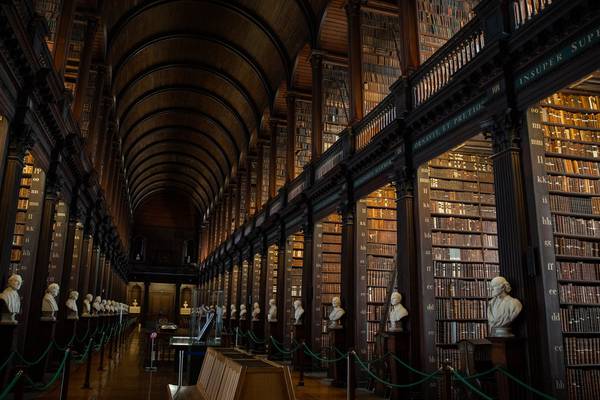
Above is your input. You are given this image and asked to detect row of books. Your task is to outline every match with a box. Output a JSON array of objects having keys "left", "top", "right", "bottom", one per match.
[
  {"left": 367, "top": 219, "right": 397, "bottom": 230},
  {"left": 565, "top": 337, "right": 600, "bottom": 365},
  {"left": 436, "top": 321, "right": 488, "bottom": 344},
  {"left": 367, "top": 286, "right": 387, "bottom": 303},
  {"left": 555, "top": 238, "right": 600, "bottom": 258},
  {"left": 432, "top": 232, "right": 498, "bottom": 248},
  {"left": 545, "top": 157, "right": 600, "bottom": 176},
  {"left": 567, "top": 369, "right": 600, "bottom": 400},
  {"left": 434, "top": 261, "right": 500, "bottom": 279},
  {"left": 275, "top": 126, "right": 287, "bottom": 192},
  {"left": 367, "top": 243, "right": 396, "bottom": 257},
  {"left": 433, "top": 247, "right": 499, "bottom": 263},
  {"left": 261, "top": 143, "right": 270, "bottom": 207},
  {"left": 367, "top": 270, "right": 392, "bottom": 287},
  {"left": 322, "top": 63, "right": 348, "bottom": 152},
  {"left": 432, "top": 217, "right": 497, "bottom": 232},
  {"left": 436, "top": 299, "right": 487, "bottom": 320},
  {"left": 545, "top": 93, "right": 600, "bottom": 110},
  {"left": 550, "top": 195, "right": 600, "bottom": 216},
  {"left": 558, "top": 262, "right": 600, "bottom": 281},
  {"left": 560, "top": 284, "right": 600, "bottom": 304},
  {"left": 547, "top": 176, "right": 600, "bottom": 194},
  {"left": 545, "top": 140, "right": 600, "bottom": 160},
  {"left": 542, "top": 109, "right": 600, "bottom": 128},
  {"left": 543, "top": 125, "right": 600, "bottom": 144},
  {"left": 367, "top": 255, "right": 395, "bottom": 270},
  {"left": 428, "top": 156, "right": 494, "bottom": 172},
  {"left": 435, "top": 279, "right": 489, "bottom": 298},
  {"left": 320, "top": 263, "right": 341, "bottom": 274},
  {"left": 322, "top": 253, "right": 341, "bottom": 263},
  {"left": 429, "top": 168, "right": 494, "bottom": 183},
  {"left": 553, "top": 214, "right": 600, "bottom": 237},
  {"left": 431, "top": 189, "right": 495, "bottom": 205},
  {"left": 561, "top": 307, "right": 600, "bottom": 333},
  {"left": 367, "top": 230, "right": 395, "bottom": 243},
  {"left": 367, "top": 208, "right": 396, "bottom": 219},
  {"left": 431, "top": 201, "right": 489, "bottom": 216},
  {"left": 430, "top": 178, "right": 495, "bottom": 194}
]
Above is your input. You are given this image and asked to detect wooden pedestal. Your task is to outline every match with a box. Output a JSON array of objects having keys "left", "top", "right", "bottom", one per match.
[
  {"left": 385, "top": 330, "right": 410, "bottom": 400},
  {"left": 489, "top": 336, "right": 528, "bottom": 400},
  {"left": 76, "top": 316, "right": 92, "bottom": 353},
  {"left": 0, "top": 323, "right": 17, "bottom": 388},
  {"left": 329, "top": 327, "right": 346, "bottom": 388},
  {"left": 251, "top": 319, "right": 265, "bottom": 353}
]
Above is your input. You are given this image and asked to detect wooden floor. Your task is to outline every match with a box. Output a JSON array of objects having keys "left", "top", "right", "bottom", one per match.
[{"left": 32, "top": 327, "right": 382, "bottom": 400}]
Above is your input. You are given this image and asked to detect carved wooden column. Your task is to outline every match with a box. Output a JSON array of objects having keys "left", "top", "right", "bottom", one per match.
[
  {"left": 72, "top": 18, "right": 98, "bottom": 121},
  {"left": 300, "top": 210, "right": 314, "bottom": 348},
  {"left": 268, "top": 121, "right": 278, "bottom": 198},
  {"left": 286, "top": 94, "right": 296, "bottom": 182},
  {"left": 310, "top": 51, "right": 324, "bottom": 158},
  {"left": 273, "top": 224, "right": 287, "bottom": 351},
  {"left": 52, "top": 0, "right": 77, "bottom": 77},
  {"left": 345, "top": 0, "right": 364, "bottom": 122},
  {"left": 245, "top": 253, "right": 254, "bottom": 308},
  {"left": 77, "top": 227, "right": 93, "bottom": 297},
  {"left": 89, "top": 234, "right": 101, "bottom": 296},
  {"left": 397, "top": 0, "right": 420, "bottom": 74}
]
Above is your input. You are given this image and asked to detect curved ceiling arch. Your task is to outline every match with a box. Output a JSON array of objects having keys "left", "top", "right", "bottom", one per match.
[
  {"left": 135, "top": 187, "right": 203, "bottom": 214},
  {"left": 133, "top": 183, "right": 205, "bottom": 213},
  {"left": 130, "top": 171, "right": 211, "bottom": 206},
  {"left": 124, "top": 126, "right": 232, "bottom": 178},
  {"left": 129, "top": 163, "right": 217, "bottom": 200},
  {"left": 112, "top": 33, "right": 274, "bottom": 101},
  {"left": 122, "top": 108, "right": 239, "bottom": 163},
  {"left": 118, "top": 85, "right": 250, "bottom": 143},
  {"left": 131, "top": 175, "right": 208, "bottom": 209}
]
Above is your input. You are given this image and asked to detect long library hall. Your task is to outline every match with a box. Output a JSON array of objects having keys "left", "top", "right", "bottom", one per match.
[{"left": 0, "top": 0, "right": 599, "bottom": 399}]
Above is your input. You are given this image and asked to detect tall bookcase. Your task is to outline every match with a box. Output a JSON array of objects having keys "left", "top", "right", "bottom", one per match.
[
  {"left": 360, "top": 9, "right": 401, "bottom": 114},
  {"left": 313, "top": 213, "right": 342, "bottom": 355},
  {"left": 266, "top": 245, "right": 279, "bottom": 306},
  {"left": 252, "top": 254, "right": 261, "bottom": 307},
  {"left": 261, "top": 143, "right": 270, "bottom": 206},
  {"left": 239, "top": 173, "right": 248, "bottom": 225},
  {"left": 48, "top": 201, "right": 68, "bottom": 284},
  {"left": 276, "top": 126, "right": 287, "bottom": 192},
  {"left": 69, "top": 223, "right": 84, "bottom": 288},
  {"left": 284, "top": 233, "right": 304, "bottom": 343},
  {"left": 356, "top": 185, "right": 397, "bottom": 360},
  {"left": 416, "top": 0, "right": 478, "bottom": 62},
  {"left": 418, "top": 137, "right": 498, "bottom": 370},
  {"left": 322, "top": 63, "right": 350, "bottom": 151},
  {"left": 223, "top": 269, "right": 230, "bottom": 316},
  {"left": 241, "top": 260, "right": 249, "bottom": 308},
  {"left": 64, "top": 19, "right": 86, "bottom": 95},
  {"left": 249, "top": 159, "right": 258, "bottom": 216},
  {"left": 295, "top": 100, "right": 312, "bottom": 178},
  {"left": 11, "top": 153, "right": 35, "bottom": 271},
  {"left": 34, "top": 0, "right": 62, "bottom": 53},
  {"left": 526, "top": 89, "right": 600, "bottom": 400},
  {"left": 231, "top": 264, "right": 239, "bottom": 309},
  {"left": 80, "top": 69, "right": 97, "bottom": 139}
]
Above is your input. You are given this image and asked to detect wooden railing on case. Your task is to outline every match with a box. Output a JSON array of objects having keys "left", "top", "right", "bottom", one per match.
[
  {"left": 512, "top": 0, "right": 555, "bottom": 30},
  {"left": 412, "top": 17, "right": 485, "bottom": 108},
  {"left": 315, "top": 136, "right": 345, "bottom": 181},
  {"left": 287, "top": 173, "right": 306, "bottom": 202},
  {"left": 354, "top": 93, "right": 397, "bottom": 151}
]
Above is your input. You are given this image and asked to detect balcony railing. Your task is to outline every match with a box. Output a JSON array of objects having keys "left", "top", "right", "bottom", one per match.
[
  {"left": 512, "top": 0, "right": 555, "bottom": 30},
  {"left": 354, "top": 93, "right": 397, "bottom": 151},
  {"left": 315, "top": 135, "right": 345, "bottom": 181}
]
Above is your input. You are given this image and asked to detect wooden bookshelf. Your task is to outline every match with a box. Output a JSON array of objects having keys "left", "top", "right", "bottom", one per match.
[
  {"left": 223, "top": 269, "right": 230, "bottom": 316},
  {"left": 252, "top": 253, "right": 261, "bottom": 306},
  {"left": 416, "top": 0, "right": 477, "bottom": 62},
  {"left": 231, "top": 264, "right": 239, "bottom": 309},
  {"left": 313, "top": 213, "right": 342, "bottom": 356},
  {"left": 47, "top": 201, "right": 69, "bottom": 284},
  {"left": 418, "top": 138, "right": 498, "bottom": 370},
  {"left": 360, "top": 9, "right": 401, "bottom": 114},
  {"left": 295, "top": 100, "right": 312, "bottom": 178},
  {"left": 64, "top": 19, "right": 86, "bottom": 94},
  {"left": 356, "top": 185, "right": 397, "bottom": 360},
  {"left": 34, "top": 0, "right": 62, "bottom": 53},
  {"left": 322, "top": 62, "right": 349, "bottom": 151},
  {"left": 276, "top": 126, "right": 287, "bottom": 192},
  {"left": 266, "top": 245, "right": 279, "bottom": 306},
  {"left": 241, "top": 260, "right": 249, "bottom": 308},
  {"left": 249, "top": 158, "right": 258, "bottom": 216},
  {"left": 528, "top": 90, "right": 600, "bottom": 400},
  {"left": 285, "top": 233, "right": 304, "bottom": 343},
  {"left": 10, "top": 153, "right": 34, "bottom": 270},
  {"left": 261, "top": 143, "right": 271, "bottom": 206}
]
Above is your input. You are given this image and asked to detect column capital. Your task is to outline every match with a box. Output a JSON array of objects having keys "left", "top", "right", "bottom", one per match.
[{"left": 481, "top": 108, "right": 523, "bottom": 154}]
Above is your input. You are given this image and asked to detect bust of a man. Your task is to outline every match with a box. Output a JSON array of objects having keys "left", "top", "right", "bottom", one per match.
[
  {"left": 0, "top": 274, "right": 23, "bottom": 324},
  {"left": 183, "top": 301, "right": 189, "bottom": 309},
  {"left": 239, "top": 304, "right": 247, "bottom": 320},
  {"left": 328, "top": 297, "right": 345, "bottom": 329},
  {"left": 132, "top": 299, "right": 138, "bottom": 307},
  {"left": 293, "top": 300, "right": 304, "bottom": 325},
  {"left": 66, "top": 290, "right": 79, "bottom": 320},
  {"left": 82, "top": 294, "right": 93, "bottom": 317},
  {"left": 487, "top": 276, "right": 523, "bottom": 337},
  {"left": 93, "top": 296, "right": 102, "bottom": 315},
  {"left": 230, "top": 304, "right": 237, "bottom": 320},
  {"left": 388, "top": 291, "right": 408, "bottom": 332},
  {"left": 251, "top": 302, "right": 260, "bottom": 321},
  {"left": 100, "top": 299, "right": 107, "bottom": 313},
  {"left": 267, "top": 299, "right": 277, "bottom": 322},
  {"left": 41, "top": 283, "right": 60, "bottom": 321}
]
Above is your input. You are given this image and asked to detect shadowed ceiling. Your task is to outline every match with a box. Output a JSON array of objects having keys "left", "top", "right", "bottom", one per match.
[{"left": 106, "top": 0, "right": 329, "bottom": 214}]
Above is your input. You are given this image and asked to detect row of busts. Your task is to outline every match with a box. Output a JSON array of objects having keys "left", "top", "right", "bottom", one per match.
[{"left": 0, "top": 273, "right": 129, "bottom": 325}]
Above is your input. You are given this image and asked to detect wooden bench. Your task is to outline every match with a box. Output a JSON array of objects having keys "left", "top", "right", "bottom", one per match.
[{"left": 167, "top": 347, "right": 295, "bottom": 400}]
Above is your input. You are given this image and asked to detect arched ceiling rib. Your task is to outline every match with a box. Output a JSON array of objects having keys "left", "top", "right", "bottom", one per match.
[{"left": 107, "top": 0, "right": 329, "bottom": 214}]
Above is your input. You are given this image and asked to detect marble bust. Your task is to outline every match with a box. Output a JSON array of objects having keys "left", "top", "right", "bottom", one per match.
[
  {"left": 267, "top": 299, "right": 277, "bottom": 322},
  {"left": 388, "top": 291, "right": 408, "bottom": 332},
  {"left": 0, "top": 274, "right": 23, "bottom": 324},
  {"left": 230, "top": 304, "right": 237, "bottom": 320},
  {"left": 106, "top": 300, "right": 113, "bottom": 313},
  {"left": 132, "top": 299, "right": 138, "bottom": 307},
  {"left": 183, "top": 301, "right": 189, "bottom": 308},
  {"left": 82, "top": 294, "right": 93, "bottom": 317},
  {"left": 66, "top": 290, "right": 79, "bottom": 320},
  {"left": 93, "top": 296, "right": 102, "bottom": 315},
  {"left": 100, "top": 299, "right": 107, "bottom": 313},
  {"left": 41, "top": 283, "right": 60, "bottom": 321},
  {"left": 251, "top": 302, "right": 260, "bottom": 321},
  {"left": 328, "top": 297, "right": 345, "bottom": 329},
  {"left": 487, "top": 276, "right": 523, "bottom": 337},
  {"left": 293, "top": 300, "right": 304, "bottom": 325},
  {"left": 239, "top": 304, "right": 247, "bottom": 320}
]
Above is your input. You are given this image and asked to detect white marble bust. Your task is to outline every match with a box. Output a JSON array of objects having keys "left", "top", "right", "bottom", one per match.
[
  {"left": 388, "top": 291, "right": 408, "bottom": 332},
  {"left": 267, "top": 299, "right": 277, "bottom": 322},
  {"left": 230, "top": 304, "right": 237, "bottom": 320},
  {"left": 239, "top": 304, "right": 247, "bottom": 320},
  {"left": 328, "top": 297, "right": 345, "bottom": 329},
  {"left": 41, "top": 283, "right": 60, "bottom": 321},
  {"left": 251, "top": 302, "right": 260, "bottom": 321},
  {"left": 82, "top": 294, "right": 93, "bottom": 317},
  {"left": 222, "top": 306, "right": 227, "bottom": 319},
  {"left": 132, "top": 299, "right": 138, "bottom": 307},
  {"left": 0, "top": 274, "right": 23, "bottom": 324},
  {"left": 487, "top": 276, "right": 523, "bottom": 337},
  {"left": 183, "top": 301, "right": 189, "bottom": 308},
  {"left": 93, "top": 296, "right": 102, "bottom": 315},
  {"left": 66, "top": 290, "right": 79, "bottom": 320},
  {"left": 293, "top": 300, "right": 304, "bottom": 325},
  {"left": 100, "top": 299, "right": 107, "bottom": 313}
]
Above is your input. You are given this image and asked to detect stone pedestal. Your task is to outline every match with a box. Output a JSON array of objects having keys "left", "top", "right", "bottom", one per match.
[
  {"left": 76, "top": 316, "right": 92, "bottom": 353},
  {"left": 0, "top": 323, "right": 18, "bottom": 388},
  {"left": 489, "top": 336, "right": 527, "bottom": 400},
  {"left": 385, "top": 330, "right": 411, "bottom": 400},
  {"left": 328, "top": 327, "right": 345, "bottom": 387},
  {"left": 28, "top": 320, "right": 56, "bottom": 381}
]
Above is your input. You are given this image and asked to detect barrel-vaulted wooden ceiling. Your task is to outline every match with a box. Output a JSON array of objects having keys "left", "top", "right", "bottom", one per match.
[{"left": 105, "top": 0, "right": 331, "bottom": 214}]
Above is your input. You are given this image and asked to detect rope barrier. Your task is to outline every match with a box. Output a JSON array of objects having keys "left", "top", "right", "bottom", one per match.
[
  {"left": 0, "top": 352, "right": 14, "bottom": 374},
  {"left": 0, "top": 370, "right": 23, "bottom": 400},
  {"left": 452, "top": 369, "right": 494, "bottom": 400},
  {"left": 302, "top": 343, "right": 347, "bottom": 363},
  {"left": 13, "top": 341, "right": 53, "bottom": 367},
  {"left": 497, "top": 367, "right": 557, "bottom": 400},
  {"left": 23, "top": 349, "right": 70, "bottom": 392},
  {"left": 352, "top": 352, "right": 441, "bottom": 388},
  {"left": 269, "top": 337, "right": 302, "bottom": 355}
]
